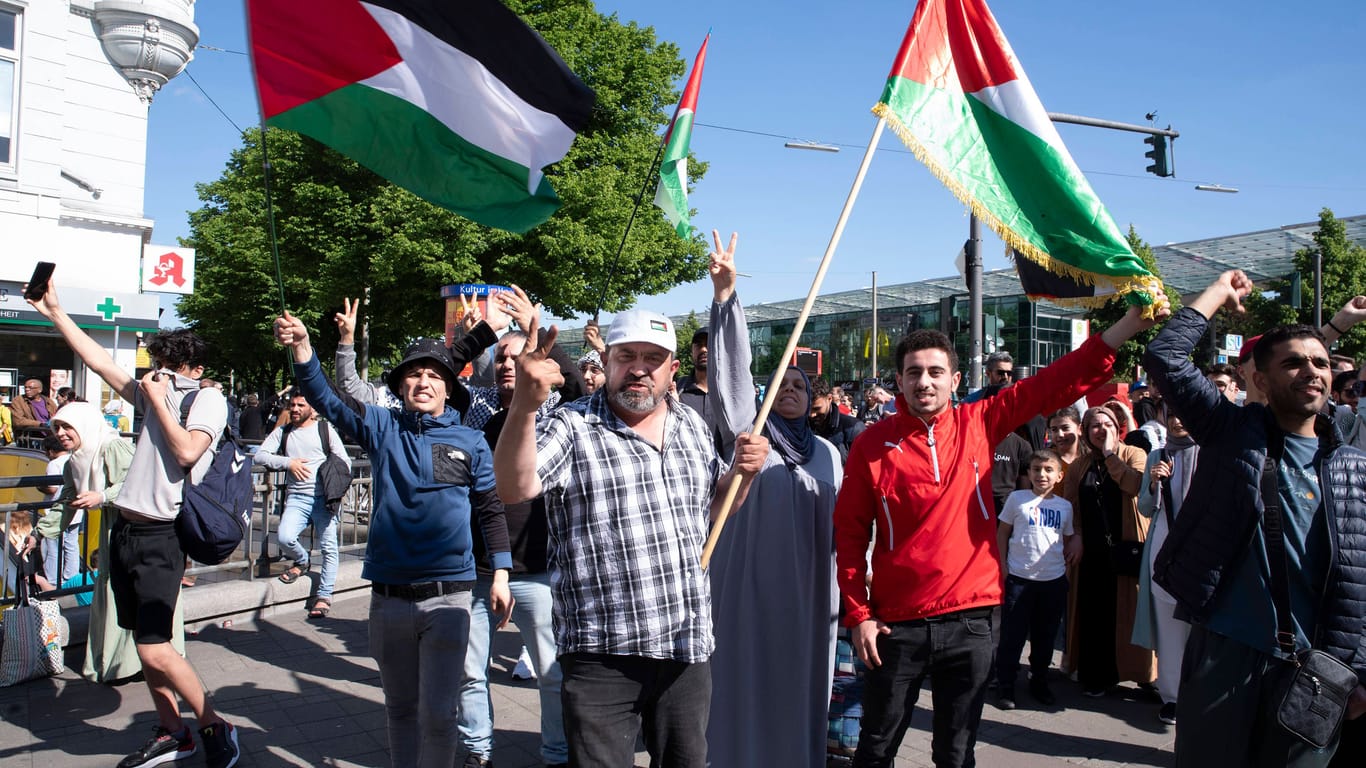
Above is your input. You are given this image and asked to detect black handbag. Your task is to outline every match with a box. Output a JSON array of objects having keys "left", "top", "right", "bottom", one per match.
[
  {"left": 1091, "top": 459, "right": 1143, "bottom": 577},
  {"left": 1260, "top": 434, "right": 1356, "bottom": 750}
]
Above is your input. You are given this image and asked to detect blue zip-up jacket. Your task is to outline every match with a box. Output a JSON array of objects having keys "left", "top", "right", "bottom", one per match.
[{"left": 294, "top": 352, "right": 512, "bottom": 584}]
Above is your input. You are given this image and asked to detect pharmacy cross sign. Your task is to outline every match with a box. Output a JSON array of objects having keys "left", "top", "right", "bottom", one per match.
[{"left": 96, "top": 297, "right": 122, "bottom": 321}]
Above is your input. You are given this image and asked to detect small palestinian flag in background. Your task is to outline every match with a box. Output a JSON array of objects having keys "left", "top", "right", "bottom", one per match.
[
  {"left": 654, "top": 34, "right": 710, "bottom": 238},
  {"left": 248, "top": 0, "right": 596, "bottom": 234},
  {"left": 873, "top": 0, "right": 1159, "bottom": 308}
]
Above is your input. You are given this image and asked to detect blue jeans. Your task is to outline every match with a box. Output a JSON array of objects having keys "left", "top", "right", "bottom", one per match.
[
  {"left": 995, "top": 574, "right": 1068, "bottom": 687},
  {"left": 369, "top": 588, "right": 472, "bottom": 768},
  {"left": 277, "top": 493, "right": 338, "bottom": 600},
  {"left": 854, "top": 608, "right": 995, "bottom": 768},
  {"left": 43, "top": 523, "right": 81, "bottom": 585},
  {"left": 458, "top": 572, "right": 567, "bottom": 763}
]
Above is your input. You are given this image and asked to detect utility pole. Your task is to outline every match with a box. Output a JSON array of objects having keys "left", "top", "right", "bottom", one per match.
[
  {"left": 871, "top": 271, "right": 879, "bottom": 379},
  {"left": 967, "top": 215, "right": 983, "bottom": 390}
]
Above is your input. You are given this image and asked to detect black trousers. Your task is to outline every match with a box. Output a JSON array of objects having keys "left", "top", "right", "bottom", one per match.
[
  {"left": 560, "top": 653, "right": 710, "bottom": 768},
  {"left": 853, "top": 608, "right": 994, "bottom": 768}
]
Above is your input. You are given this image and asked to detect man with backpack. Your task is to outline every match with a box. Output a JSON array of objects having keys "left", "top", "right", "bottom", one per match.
[
  {"left": 253, "top": 390, "right": 353, "bottom": 619},
  {"left": 26, "top": 278, "right": 240, "bottom": 768}
]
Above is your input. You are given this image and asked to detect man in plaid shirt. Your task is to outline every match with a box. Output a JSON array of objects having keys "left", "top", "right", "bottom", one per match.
[{"left": 494, "top": 309, "right": 769, "bottom": 768}]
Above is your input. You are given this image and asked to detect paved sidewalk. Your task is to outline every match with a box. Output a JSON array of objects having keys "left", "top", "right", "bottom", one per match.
[{"left": 0, "top": 592, "right": 1174, "bottom": 767}]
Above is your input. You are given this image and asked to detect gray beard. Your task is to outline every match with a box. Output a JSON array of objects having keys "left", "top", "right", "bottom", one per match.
[{"left": 610, "top": 387, "right": 660, "bottom": 414}]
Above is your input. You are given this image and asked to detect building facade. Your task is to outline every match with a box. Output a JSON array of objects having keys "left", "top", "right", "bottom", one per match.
[{"left": 0, "top": 0, "right": 194, "bottom": 411}]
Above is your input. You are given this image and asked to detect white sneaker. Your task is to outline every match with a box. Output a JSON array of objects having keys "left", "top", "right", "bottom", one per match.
[{"left": 511, "top": 646, "right": 536, "bottom": 680}]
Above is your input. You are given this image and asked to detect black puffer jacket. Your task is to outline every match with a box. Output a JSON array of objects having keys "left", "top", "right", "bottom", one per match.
[
  {"left": 810, "top": 406, "right": 864, "bottom": 462},
  {"left": 1144, "top": 308, "right": 1366, "bottom": 679}
]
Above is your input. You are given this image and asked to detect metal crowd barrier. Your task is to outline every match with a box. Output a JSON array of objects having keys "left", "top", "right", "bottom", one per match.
[{"left": 0, "top": 461, "right": 374, "bottom": 607}]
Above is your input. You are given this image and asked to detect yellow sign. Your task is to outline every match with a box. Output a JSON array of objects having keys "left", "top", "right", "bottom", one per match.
[{"left": 136, "top": 346, "right": 151, "bottom": 369}]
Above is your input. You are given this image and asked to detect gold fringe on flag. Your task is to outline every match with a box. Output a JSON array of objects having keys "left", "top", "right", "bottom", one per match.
[{"left": 871, "top": 102, "right": 1164, "bottom": 316}]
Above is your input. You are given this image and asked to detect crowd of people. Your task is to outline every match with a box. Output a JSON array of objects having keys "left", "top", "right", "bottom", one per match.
[{"left": 7, "top": 252, "right": 1366, "bottom": 768}]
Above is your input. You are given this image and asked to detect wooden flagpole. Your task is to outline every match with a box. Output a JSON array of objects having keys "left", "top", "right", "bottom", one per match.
[{"left": 701, "top": 115, "right": 888, "bottom": 569}]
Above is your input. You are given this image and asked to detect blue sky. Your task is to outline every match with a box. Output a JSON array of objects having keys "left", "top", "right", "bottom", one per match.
[{"left": 145, "top": 0, "right": 1366, "bottom": 326}]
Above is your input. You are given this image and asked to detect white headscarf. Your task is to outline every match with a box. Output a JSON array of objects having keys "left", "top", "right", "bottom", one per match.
[{"left": 52, "top": 402, "right": 121, "bottom": 494}]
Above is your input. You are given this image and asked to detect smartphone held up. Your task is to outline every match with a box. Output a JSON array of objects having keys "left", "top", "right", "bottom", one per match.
[{"left": 23, "top": 261, "right": 56, "bottom": 301}]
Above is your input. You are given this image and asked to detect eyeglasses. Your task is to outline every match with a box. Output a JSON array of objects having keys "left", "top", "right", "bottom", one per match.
[{"left": 992, "top": 369, "right": 1013, "bottom": 379}]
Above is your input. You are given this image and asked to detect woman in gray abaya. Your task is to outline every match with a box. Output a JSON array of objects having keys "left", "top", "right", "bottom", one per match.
[{"left": 704, "top": 230, "right": 841, "bottom": 768}]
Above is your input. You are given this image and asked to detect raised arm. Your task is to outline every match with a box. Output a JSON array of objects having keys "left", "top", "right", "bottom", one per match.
[
  {"left": 493, "top": 315, "right": 561, "bottom": 503},
  {"left": 334, "top": 297, "right": 377, "bottom": 405},
  {"left": 275, "top": 312, "right": 370, "bottom": 441},
  {"left": 705, "top": 230, "right": 757, "bottom": 448},
  {"left": 25, "top": 279, "right": 135, "bottom": 401}
]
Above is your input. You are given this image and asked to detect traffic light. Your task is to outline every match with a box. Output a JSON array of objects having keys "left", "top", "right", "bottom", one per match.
[{"left": 1144, "top": 134, "right": 1171, "bottom": 177}]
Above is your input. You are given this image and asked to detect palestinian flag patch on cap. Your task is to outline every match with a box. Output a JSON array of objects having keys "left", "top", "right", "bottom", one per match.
[{"left": 650, "top": 320, "right": 668, "bottom": 332}]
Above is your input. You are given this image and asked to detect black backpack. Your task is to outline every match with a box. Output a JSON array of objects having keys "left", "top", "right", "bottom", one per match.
[
  {"left": 175, "top": 390, "right": 254, "bottom": 565},
  {"left": 278, "top": 420, "right": 352, "bottom": 511}
]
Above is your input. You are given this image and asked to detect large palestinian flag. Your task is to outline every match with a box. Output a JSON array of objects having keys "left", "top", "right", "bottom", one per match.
[
  {"left": 873, "top": 0, "right": 1158, "bottom": 307},
  {"left": 248, "top": 0, "right": 596, "bottom": 234}
]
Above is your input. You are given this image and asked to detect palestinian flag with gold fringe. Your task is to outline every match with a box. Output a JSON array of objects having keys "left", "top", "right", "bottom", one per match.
[{"left": 873, "top": 0, "right": 1158, "bottom": 307}]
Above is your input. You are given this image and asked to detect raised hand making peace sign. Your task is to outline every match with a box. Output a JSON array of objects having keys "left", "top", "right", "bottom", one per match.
[
  {"left": 709, "top": 229, "right": 739, "bottom": 304},
  {"left": 510, "top": 314, "right": 564, "bottom": 413}
]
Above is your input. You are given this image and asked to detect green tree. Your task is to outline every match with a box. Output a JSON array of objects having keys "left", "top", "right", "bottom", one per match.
[
  {"left": 178, "top": 0, "right": 710, "bottom": 386},
  {"left": 1227, "top": 208, "right": 1366, "bottom": 361},
  {"left": 1083, "top": 225, "right": 1183, "bottom": 379}
]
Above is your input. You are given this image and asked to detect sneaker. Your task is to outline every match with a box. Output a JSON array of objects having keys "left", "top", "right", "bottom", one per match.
[
  {"left": 512, "top": 646, "right": 536, "bottom": 680},
  {"left": 117, "top": 725, "right": 196, "bottom": 768},
  {"left": 997, "top": 685, "right": 1017, "bottom": 711},
  {"left": 463, "top": 755, "right": 493, "bottom": 768},
  {"left": 198, "top": 722, "right": 239, "bottom": 768},
  {"left": 1029, "top": 677, "right": 1057, "bottom": 706},
  {"left": 1159, "top": 702, "right": 1177, "bottom": 725},
  {"left": 1082, "top": 686, "right": 1107, "bottom": 698}
]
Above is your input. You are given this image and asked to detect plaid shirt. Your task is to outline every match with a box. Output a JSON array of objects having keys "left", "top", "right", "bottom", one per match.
[
  {"left": 465, "top": 385, "right": 559, "bottom": 430},
  {"left": 536, "top": 390, "right": 725, "bottom": 662}
]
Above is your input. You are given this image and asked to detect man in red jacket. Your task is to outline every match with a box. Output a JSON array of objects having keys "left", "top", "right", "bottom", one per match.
[{"left": 835, "top": 298, "right": 1167, "bottom": 768}]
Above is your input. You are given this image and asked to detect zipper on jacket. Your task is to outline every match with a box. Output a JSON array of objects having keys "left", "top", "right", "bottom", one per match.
[
  {"left": 920, "top": 418, "right": 941, "bottom": 483},
  {"left": 1311, "top": 459, "right": 1339, "bottom": 647},
  {"left": 971, "top": 459, "right": 991, "bottom": 520},
  {"left": 881, "top": 496, "right": 896, "bottom": 551}
]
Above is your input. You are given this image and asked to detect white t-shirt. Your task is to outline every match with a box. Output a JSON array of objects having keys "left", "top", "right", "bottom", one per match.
[
  {"left": 998, "top": 489, "right": 1073, "bottom": 581},
  {"left": 118, "top": 375, "right": 227, "bottom": 521}
]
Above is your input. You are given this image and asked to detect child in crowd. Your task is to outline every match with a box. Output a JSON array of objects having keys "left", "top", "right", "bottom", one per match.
[{"left": 995, "top": 449, "right": 1078, "bottom": 709}]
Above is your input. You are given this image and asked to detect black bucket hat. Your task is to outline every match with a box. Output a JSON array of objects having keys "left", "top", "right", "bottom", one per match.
[{"left": 388, "top": 338, "right": 470, "bottom": 415}]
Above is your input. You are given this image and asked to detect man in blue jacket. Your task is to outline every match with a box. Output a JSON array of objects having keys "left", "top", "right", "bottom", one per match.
[
  {"left": 274, "top": 311, "right": 512, "bottom": 768},
  {"left": 1144, "top": 271, "right": 1366, "bottom": 765}
]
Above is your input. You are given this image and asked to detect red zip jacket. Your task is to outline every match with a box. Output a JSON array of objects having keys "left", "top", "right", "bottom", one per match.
[{"left": 834, "top": 334, "right": 1118, "bottom": 626}]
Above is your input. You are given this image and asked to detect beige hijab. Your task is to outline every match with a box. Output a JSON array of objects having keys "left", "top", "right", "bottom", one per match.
[{"left": 52, "top": 402, "right": 121, "bottom": 495}]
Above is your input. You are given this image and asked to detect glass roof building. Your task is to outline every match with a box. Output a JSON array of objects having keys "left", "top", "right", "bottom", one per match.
[{"left": 561, "top": 214, "right": 1366, "bottom": 386}]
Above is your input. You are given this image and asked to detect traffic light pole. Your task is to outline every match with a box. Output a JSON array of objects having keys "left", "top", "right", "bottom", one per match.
[{"left": 1046, "top": 112, "right": 1180, "bottom": 138}]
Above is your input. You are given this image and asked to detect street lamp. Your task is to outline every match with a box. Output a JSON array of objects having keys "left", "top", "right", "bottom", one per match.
[
  {"left": 1194, "top": 184, "right": 1239, "bottom": 193},
  {"left": 783, "top": 141, "right": 840, "bottom": 153}
]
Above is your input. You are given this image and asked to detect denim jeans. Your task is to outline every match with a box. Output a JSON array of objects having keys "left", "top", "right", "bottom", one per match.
[
  {"left": 42, "top": 523, "right": 82, "bottom": 585},
  {"left": 458, "top": 572, "right": 566, "bottom": 763},
  {"left": 995, "top": 574, "right": 1068, "bottom": 688},
  {"left": 369, "top": 588, "right": 472, "bottom": 768},
  {"left": 853, "top": 608, "right": 995, "bottom": 768},
  {"left": 277, "top": 493, "right": 339, "bottom": 600},
  {"left": 560, "top": 653, "right": 711, "bottom": 768}
]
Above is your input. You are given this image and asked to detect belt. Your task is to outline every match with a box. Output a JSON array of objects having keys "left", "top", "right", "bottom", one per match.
[
  {"left": 901, "top": 606, "right": 995, "bottom": 626},
  {"left": 371, "top": 580, "right": 474, "bottom": 602}
]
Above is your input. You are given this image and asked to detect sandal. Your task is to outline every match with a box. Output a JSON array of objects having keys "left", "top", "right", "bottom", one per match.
[
  {"left": 278, "top": 565, "right": 306, "bottom": 584},
  {"left": 308, "top": 599, "right": 331, "bottom": 619}
]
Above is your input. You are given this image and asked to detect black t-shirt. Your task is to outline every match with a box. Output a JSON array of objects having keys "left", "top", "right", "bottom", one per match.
[{"left": 991, "top": 432, "right": 1034, "bottom": 513}]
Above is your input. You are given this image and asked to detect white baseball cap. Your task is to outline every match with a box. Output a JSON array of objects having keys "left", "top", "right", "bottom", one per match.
[{"left": 605, "top": 309, "right": 676, "bottom": 355}]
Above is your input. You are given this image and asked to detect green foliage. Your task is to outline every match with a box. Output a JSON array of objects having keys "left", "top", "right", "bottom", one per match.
[
  {"left": 177, "top": 0, "right": 710, "bottom": 387},
  {"left": 1229, "top": 209, "right": 1366, "bottom": 360},
  {"left": 1083, "top": 225, "right": 1183, "bottom": 379}
]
